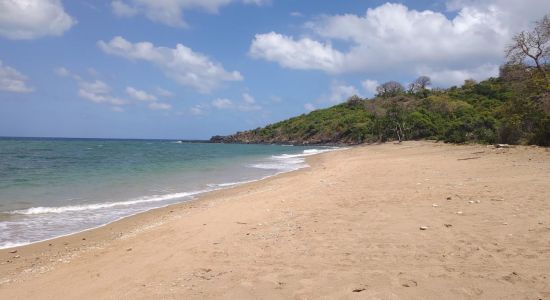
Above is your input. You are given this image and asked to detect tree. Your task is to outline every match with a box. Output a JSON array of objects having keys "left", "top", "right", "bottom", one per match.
[
  {"left": 376, "top": 81, "right": 405, "bottom": 97},
  {"left": 385, "top": 101, "right": 408, "bottom": 142},
  {"left": 501, "top": 15, "right": 550, "bottom": 145},
  {"left": 408, "top": 76, "right": 431, "bottom": 94},
  {"left": 506, "top": 14, "right": 549, "bottom": 77},
  {"left": 463, "top": 79, "right": 477, "bottom": 88},
  {"left": 345, "top": 95, "right": 364, "bottom": 107}
]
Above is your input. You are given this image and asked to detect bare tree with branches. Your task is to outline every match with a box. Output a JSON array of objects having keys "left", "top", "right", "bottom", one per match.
[
  {"left": 408, "top": 76, "right": 431, "bottom": 93},
  {"left": 376, "top": 81, "right": 405, "bottom": 97},
  {"left": 506, "top": 14, "right": 549, "bottom": 77}
]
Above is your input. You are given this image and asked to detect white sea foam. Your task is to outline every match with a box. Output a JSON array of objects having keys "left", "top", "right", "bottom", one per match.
[
  {"left": 207, "top": 179, "right": 257, "bottom": 188},
  {"left": 250, "top": 163, "right": 298, "bottom": 170},
  {"left": 0, "top": 241, "right": 29, "bottom": 249},
  {"left": 249, "top": 147, "right": 340, "bottom": 171},
  {"left": 0, "top": 145, "right": 346, "bottom": 250},
  {"left": 11, "top": 190, "right": 206, "bottom": 215}
]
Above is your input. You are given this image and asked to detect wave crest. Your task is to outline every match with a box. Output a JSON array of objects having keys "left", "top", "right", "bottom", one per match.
[{"left": 10, "top": 191, "right": 204, "bottom": 215}]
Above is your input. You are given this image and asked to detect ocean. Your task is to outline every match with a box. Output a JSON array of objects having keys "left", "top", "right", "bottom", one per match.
[{"left": 0, "top": 137, "right": 336, "bottom": 249}]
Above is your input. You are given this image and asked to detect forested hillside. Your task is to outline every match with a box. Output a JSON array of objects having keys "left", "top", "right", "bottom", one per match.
[{"left": 211, "top": 16, "right": 550, "bottom": 146}]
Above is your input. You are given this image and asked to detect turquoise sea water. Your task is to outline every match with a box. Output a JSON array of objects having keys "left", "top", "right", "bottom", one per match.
[{"left": 0, "top": 137, "right": 335, "bottom": 249}]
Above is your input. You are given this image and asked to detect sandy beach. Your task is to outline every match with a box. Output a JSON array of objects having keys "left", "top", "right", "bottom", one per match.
[{"left": 0, "top": 141, "right": 549, "bottom": 299}]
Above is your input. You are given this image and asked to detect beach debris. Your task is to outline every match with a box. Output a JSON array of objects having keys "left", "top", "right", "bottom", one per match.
[
  {"left": 458, "top": 157, "right": 481, "bottom": 161},
  {"left": 13, "top": 255, "right": 20, "bottom": 259},
  {"left": 352, "top": 288, "right": 366, "bottom": 293},
  {"left": 419, "top": 226, "right": 428, "bottom": 230},
  {"left": 236, "top": 222, "right": 247, "bottom": 225},
  {"left": 446, "top": 196, "right": 452, "bottom": 200},
  {"left": 468, "top": 200, "right": 474, "bottom": 204},
  {"left": 456, "top": 211, "right": 463, "bottom": 215},
  {"left": 444, "top": 224, "right": 453, "bottom": 228},
  {"left": 432, "top": 204, "right": 439, "bottom": 208},
  {"left": 495, "top": 144, "right": 511, "bottom": 149},
  {"left": 502, "top": 271, "right": 520, "bottom": 283},
  {"left": 539, "top": 221, "right": 544, "bottom": 225},
  {"left": 126, "top": 248, "right": 132, "bottom": 252},
  {"left": 8, "top": 250, "right": 17, "bottom": 254},
  {"left": 401, "top": 279, "right": 418, "bottom": 287}
]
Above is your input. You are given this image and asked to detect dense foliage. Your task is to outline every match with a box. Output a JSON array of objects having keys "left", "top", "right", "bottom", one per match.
[
  {"left": 211, "top": 70, "right": 549, "bottom": 146},
  {"left": 211, "top": 15, "right": 549, "bottom": 146}
]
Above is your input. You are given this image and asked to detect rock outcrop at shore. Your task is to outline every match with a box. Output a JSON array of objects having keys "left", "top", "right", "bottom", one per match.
[{"left": 209, "top": 133, "right": 344, "bottom": 145}]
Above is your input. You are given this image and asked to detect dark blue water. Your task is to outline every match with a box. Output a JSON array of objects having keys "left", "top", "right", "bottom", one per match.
[{"left": 0, "top": 137, "right": 335, "bottom": 248}]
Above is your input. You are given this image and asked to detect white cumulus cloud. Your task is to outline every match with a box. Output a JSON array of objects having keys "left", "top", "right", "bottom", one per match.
[
  {"left": 239, "top": 92, "right": 261, "bottom": 111},
  {"left": 148, "top": 102, "right": 172, "bottom": 110},
  {"left": 242, "top": 0, "right": 270, "bottom": 6},
  {"left": 211, "top": 93, "right": 262, "bottom": 111},
  {"left": 421, "top": 64, "right": 500, "bottom": 87},
  {"left": 326, "top": 83, "right": 360, "bottom": 104},
  {"left": 361, "top": 79, "right": 379, "bottom": 97},
  {"left": 98, "top": 36, "right": 243, "bottom": 93},
  {"left": 0, "top": 0, "right": 75, "bottom": 40},
  {"left": 0, "top": 60, "right": 33, "bottom": 93},
  {"left": 55, "top": 67, "right": 175, "bottom": 111},
  {"left": 250, "top": 32, "right": 344, "bottom": 73},
  {"left": 250, "top": 1, "right": 550, "bottom": 86},
  {"left": 111, "top": 0, "right": 138, "bottom": 17},
  {"left": 54, "top": 66, "right": 82, "bottom": 80},
  {"left": 110, "top": 0, "right": 266, "bottom": 27},
  {"left": 190, "top": 104, "right": 206, "bottom": 115},
  {"left": 126, "top": 86, "right": 157, "bottom": 101},
  {"left": 155, "top": 87, "right": 173, "bottom": 97},
  {"left": 54, "top": 67, "right": 70, "bottom": 77},
  {"left": 211, "top": 98, "right": 234, "bottom": 109},
  {"left": 78, "top": 80, "right": 126, "bottom": 106}
]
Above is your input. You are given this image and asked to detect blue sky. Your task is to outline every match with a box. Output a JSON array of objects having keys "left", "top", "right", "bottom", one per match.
[{"left": 0, "top": 0, "right": 548, "bottom": 139}]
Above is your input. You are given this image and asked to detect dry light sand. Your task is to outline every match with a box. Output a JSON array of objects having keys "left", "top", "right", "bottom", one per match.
[{"left": 0, "top": 141, "right": 549, "bottom": 299}]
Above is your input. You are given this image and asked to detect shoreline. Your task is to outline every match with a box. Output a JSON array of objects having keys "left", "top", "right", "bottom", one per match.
[
  {"left": 0, "top": 145, "right": 341, "bottom": 251},
  {"left": 1, "top": 141, "right": 549, "bottom": 299},
  {"left": 0, "top": 146, "right": 333, "bottom": 279}
]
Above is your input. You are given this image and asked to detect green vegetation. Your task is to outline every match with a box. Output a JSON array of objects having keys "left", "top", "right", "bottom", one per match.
[
  {"left": 211, "top": 74, "right": 548, "bottom": 145},
  {"left": 211, "top": 15, "right": 549, "bottom": 146}
]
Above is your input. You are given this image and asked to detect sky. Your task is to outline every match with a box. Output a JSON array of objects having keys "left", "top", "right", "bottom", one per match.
[{"left": 0, "top": 0, "right": 548, "bottom": 139}]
